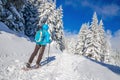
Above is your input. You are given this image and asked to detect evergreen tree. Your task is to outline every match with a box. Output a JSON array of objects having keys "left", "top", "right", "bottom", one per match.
[
  {"left": 75, "top": 23, "right": 89, "bottom": 55},
  {"left": 23, "top": 0, "right": 39, "bottom": 36},
  {"left": 84, "top": 12, "right": 101, "bottom": 61},
  {"left": 98, "top": 20, "right": 106, "bottom": 61},
  {"left": 98, "top": 19, "right": 110, "bottom": 62},
  {"left": 0, "top": 0, "right": 25, "bottom": 33},
  {"left": 53, "top": 6, "right": 65, "bottom": 51}
]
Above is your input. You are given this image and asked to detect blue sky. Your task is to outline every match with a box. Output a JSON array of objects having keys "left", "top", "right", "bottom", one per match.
[{"left": 56, "top": 0, "right": 120, "bottom": 35}]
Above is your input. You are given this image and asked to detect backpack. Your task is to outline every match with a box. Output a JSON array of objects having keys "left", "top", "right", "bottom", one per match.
[
  {"left": 35, "top": 30, "right": 52, "bottom": 45},
  {"left": 35, "top": 30, "right": 43, "bottom": 43}
]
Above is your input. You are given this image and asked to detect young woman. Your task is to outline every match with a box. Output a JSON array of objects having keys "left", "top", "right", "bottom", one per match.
[{"left": 26, "top": 24, "right": 51, "bottom": 69}]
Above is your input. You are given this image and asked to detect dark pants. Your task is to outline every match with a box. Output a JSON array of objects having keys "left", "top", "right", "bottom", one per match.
[{"left": 28, "top": 44, "right": 46, "bottom": 65}]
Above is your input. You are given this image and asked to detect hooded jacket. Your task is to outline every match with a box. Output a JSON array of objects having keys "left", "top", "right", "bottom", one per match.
[{"left": 35, "top": 24, "right": 51, "bottom": 45}]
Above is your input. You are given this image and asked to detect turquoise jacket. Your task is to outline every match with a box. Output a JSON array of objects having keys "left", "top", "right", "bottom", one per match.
[{"left": 35, "top": 24, "right": 51, "bottom": 45}]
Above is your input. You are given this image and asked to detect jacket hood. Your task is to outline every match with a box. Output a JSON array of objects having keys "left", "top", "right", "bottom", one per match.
[{"left": 42, "top": 24, "right": 49, "bottom": 31}]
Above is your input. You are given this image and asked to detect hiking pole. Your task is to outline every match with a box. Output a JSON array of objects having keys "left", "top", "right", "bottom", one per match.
[{"left": 47, "top": 43, "right": 50, "bottom": 66}]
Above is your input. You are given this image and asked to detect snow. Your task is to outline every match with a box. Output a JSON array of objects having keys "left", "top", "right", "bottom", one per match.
[{"left": 0, "top": 24, "right": 120, "bottom": 80}]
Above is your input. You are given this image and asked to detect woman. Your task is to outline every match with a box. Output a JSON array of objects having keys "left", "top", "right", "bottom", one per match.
[{"left": 26, "top": 24, "right": 51, "bottom": 69}]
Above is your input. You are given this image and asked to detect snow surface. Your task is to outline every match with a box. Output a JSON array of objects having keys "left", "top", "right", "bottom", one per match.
[{"left": 0, "top": 23, "right": 120, "bottom": 80}]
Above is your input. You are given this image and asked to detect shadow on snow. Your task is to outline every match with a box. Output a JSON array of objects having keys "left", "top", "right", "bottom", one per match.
[
  {"left": 85, "top": 57, "right": 120, "bottom": 75},
  {"left": 40, "top": 56, "right": 56, "bottom": 66}
]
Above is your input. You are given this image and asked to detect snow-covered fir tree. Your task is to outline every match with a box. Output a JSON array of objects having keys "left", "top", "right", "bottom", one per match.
[
  {"left": 75, "top": 12, "right": 111, "bottom": 62},
  {"left": 75, "top": 23, "right": 89, "bottom": 55},
  {"left": 98, "top": 20, "right": 106, "bottom": 61},
  {"left": 0, "top": 0, "right": 25, "bottom": 33},
  {"left": 53, "top": 6, "right": 65, "bottom": 51},
  {"left": 84, "top": 12, "right": 102, "bottom": 61},
  {"left": 22, "top": 0, "right": 39, "bottom": 36},
  {"left": 98, "top": 20, "right": 110, "bottom": 62}
]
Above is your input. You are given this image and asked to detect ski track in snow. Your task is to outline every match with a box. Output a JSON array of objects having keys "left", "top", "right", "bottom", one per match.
[{"left": 0, "top": 30, "right": 120, "bottom": 80}]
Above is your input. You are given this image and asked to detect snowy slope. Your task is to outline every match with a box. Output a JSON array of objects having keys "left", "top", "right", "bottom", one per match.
[{"left": 0, "top": 24, "right": 120, "bottom": 80}]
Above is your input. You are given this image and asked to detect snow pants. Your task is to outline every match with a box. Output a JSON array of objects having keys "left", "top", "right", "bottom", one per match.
[{"left": 28, "top": 44, "right": 46, "bottom": 65}]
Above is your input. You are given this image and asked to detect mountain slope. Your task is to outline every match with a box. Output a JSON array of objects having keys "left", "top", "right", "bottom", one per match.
[{"left": 0, "top": 24, "right": 120, "bottom": 80}]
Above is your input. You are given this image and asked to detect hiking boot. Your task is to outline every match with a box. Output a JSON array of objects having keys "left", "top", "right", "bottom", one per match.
[{"left": 26, "top": 62, "right": 31, "bottom": 68}]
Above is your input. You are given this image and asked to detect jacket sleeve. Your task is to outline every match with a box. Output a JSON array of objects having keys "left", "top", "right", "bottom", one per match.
[{"left": 45, "top": 32, "right": 52, "bottom": 44}]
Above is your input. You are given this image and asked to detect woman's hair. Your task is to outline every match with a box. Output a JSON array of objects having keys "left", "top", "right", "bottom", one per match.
[
  {"left": 37, "top": 25, "right": 42, "bottom": 31},
  {"left": 42, "top": 20, "right": 47, "bottom": 24}
]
